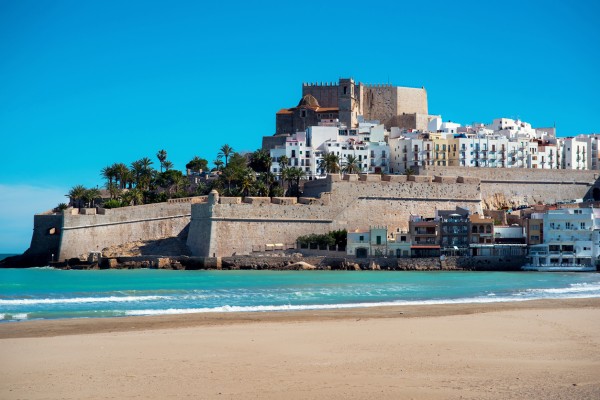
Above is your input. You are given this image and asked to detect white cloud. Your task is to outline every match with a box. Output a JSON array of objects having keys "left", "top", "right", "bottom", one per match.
[{"left": 0, "top": 184, "right": 68, "bottom": 253}]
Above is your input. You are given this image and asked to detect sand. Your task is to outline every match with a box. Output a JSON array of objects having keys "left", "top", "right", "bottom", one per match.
[{"left": 1, "top": 298, "right": 599, "bottom": 399}]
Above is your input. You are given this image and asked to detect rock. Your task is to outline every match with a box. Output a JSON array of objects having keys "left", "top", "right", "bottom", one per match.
[
  {"left": 156, "top": 258, "right": 171, "bottom": 269},
  {"left": 286, "top": 261, "right": 316, "bottom": 270}
]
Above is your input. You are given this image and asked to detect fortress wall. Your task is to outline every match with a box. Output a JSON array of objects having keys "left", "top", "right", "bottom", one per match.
[
  {"left": 396, "top": 86, "right": 428, "bottom": 115},
  {"left": 58, "top": 203, "right": 191, "bottom": 260},
  {"left": 362, "top": 86, "right": 397, "bottom": 125},
  {"left": 480, "top": 182, "right": 590, "bottom": 208},
  {"left": 26, "top": 213, "right": 63, "bottom": 260},
  {"left": 301, "top": 83, "right": 339, "bottom": 108},
  {"left": 416, "top": 166, "right": 598, "bottom": 206},
  {"left": 417, "top": 166, "right": 597, "bottom": 183},
  {"left": 189, "top": 180, "right": 482, "bottom": 257}
]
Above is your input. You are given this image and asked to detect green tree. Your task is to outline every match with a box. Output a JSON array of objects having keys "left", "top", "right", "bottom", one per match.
[
  {"left": 186, "top": 156, "right": 208, "bottom": 173},
  {"left": 83, "top": 188, "right": 101, "bottom": 208},
  {"left": 157, "top": 149, "right": 168, "bottom": 172},
  {"left": 283, "top": 167, "right": 305, "bottom": 197},
  {"left": 106, "top": 182, "right": 121, "bottom": 200},
  {"left": 121, "top": 188, "right": 144, "bottom": 206},
  {"left": 342, "top": 154, "right": 362, "bottom": 175},
  {"left": 213, "top": 158, "right": 224, "bottom": 171},
  {"left": 249, "top": 149, "right": 272, "bottom": 173},
  {"left": 113, "top": 163, "right": 131, "bottom": 189},
  {"left": 100, "top": 165, "right": 117, "bottom": 188},
  {"left": 163, "top": 160, "right": 174, "bottom": 171},
  {"left": 404, "top": 167, "right": 416, "bottom": 178},
  {"left": 319, "top": 153, "right": 340, "bottom": 174},
  {"left": 218, "top": 144, "right": 234, "bottom": 167},
  {"left": 67, "top": 185, "right": 87, "bottom": 208}
]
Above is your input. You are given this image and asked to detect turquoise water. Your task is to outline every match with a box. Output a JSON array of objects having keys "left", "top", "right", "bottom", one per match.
[{"left": 1, "top": 268, "right": 599, "bottom": 322}]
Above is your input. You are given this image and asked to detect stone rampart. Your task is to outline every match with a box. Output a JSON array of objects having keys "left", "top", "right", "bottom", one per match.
[
  {"left": 188, "top": 177, "right": 482, "bottom": 257},
  {"left": 26, "top": 212, "right": 63, "bottom": 261},
  {"left": 416, "top": 166, "right": 599, "bottom": 207},
  {"left": 58, "top": 202, "right": 191, "bottom": 260}
]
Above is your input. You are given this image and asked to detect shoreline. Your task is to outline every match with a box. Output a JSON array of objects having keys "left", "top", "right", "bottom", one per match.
[
  {"left": 2, "top": 297, "right": 598, "bottom": 339},
  {"left": 2, "top": 297, "right": 599, "bottom": 399}
]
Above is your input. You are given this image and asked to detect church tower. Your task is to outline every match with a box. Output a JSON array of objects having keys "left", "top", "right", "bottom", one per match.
[{"left": 338, "top": 78, "right": 359, "bottom": 128}]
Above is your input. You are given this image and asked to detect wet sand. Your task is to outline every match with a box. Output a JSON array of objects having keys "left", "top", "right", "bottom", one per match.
[{"left": 1, "top": 298, "right": 599, "bottom": 399}]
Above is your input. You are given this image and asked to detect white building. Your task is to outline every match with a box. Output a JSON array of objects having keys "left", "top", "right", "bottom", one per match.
[
  {"left": 346, "top": 226, "right": 411, "bottom": 258},
  {"left": 558, "top": 137, "right": 588, "bottom": 170},
  {"left": 528, "top": 208, "right": 600, "bottom": 268}
]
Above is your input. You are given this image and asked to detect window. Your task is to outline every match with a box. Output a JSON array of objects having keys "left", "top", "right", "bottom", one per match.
[
  {"left": 376, "top": 236, "right": 382, "bottom": 245},
  {"left": 581, "top": 222, "right": 586, "bottom": 229},
  {"left": 359, "top": 236, "right": 364, "bottom": 242}
]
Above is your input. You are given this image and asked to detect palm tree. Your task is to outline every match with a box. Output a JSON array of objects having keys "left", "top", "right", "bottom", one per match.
[
  {"left": 112, "top": 163, "right": 130, "bottom": 189},
  {"left": 157, "top": 149, "right": 168, "bottom": 172},
  {"left": 319, "top": 153, "right": 340, "bottom": 174},
  {"left": 106, "top": 181, "right": 121, "bottom": 200},
  {"left": 342, "top": 154, "right": 362, "bottom": 175},
  {"left": 163, "top": 160, "right": 174, "bottom": 171},
  {"left": 249, "top": 149, "right": 272, "bottom": 173},
  {"left": 100, "top": 165, "right": 117, "bottom": 188},
  {"left": 171, "top": 173, "right": 187, "bottom": 195},
  {"left": 83, "top": 188, "right": 101, "bottom": 208},
  {"left": 135, "top": 157, "right": 155, "bottom": 191},
  {"left": 213, "top": 158, "right": 224, "bottom": 171},
  {"left": 218, "top": 144, "right": 233, "bottom": 167},
  {"left": 67, "top": 185, "right": 87, "bottom": 208},
  {"left": 121, "top": 188, "right": 144, "bottom": 206},
  {"left": 277, "top": 155, "right": 289, "bottom": 185},
  {"left": 404, "top": 167, "right": 416, "bottom": 178},
  {"left": 289, "top": 167, "right": 305, "bottom": 197},
  {"left": 240, "top": 170, "right": 255, "bottom": 197}
]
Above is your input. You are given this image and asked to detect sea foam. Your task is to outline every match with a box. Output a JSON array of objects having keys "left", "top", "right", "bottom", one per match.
[{"left": 0, "top": 295, "right": 169, "bottom": 306}]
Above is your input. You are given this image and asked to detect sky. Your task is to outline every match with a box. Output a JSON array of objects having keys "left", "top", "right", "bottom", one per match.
[{"left": 1, "top": 0, "right": 599, "bottom": 253}]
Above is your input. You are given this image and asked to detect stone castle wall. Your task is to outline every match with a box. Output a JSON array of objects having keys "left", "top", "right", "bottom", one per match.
[
  {"left": 58, "top": 202, "right": 192, "bottom": 260},
  {"left": 188, "top": 175, "right": 482, "bottom": 257},
  {"left": 301, "top": 81, "right": 428, "bottom": 128},
  {"left": 22, "top": 167, "right": 600, "bottom": 263},
  {"left": 302, "top": 83, "right": 340, "bottom": 108},
  {"left": 417, "top": 166, "right": 599, "bottom": 207},
  {"left": 26, "top": 213, "right": 63, "bottom": 261}
]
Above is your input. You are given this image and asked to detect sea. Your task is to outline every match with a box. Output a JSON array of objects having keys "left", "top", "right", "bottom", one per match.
[{"left": 1, "top": 267, "right": 600, "bottom": 322}]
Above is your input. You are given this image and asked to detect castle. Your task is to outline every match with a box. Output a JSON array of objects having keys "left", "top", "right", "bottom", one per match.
[
  {"left": 9, "top": 77, "right": 600, "bottom": 266},
  {"left": 274, "top": 78, "right": 432, "bottom": 135}
]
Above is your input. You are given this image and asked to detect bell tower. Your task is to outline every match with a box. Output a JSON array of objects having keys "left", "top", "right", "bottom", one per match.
[{"left": 338, "top": 78, "right": 358, "bottom": 128}]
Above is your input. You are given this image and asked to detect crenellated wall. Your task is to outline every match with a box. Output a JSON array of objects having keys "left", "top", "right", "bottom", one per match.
[
  {"left": 57, "top": 202, "right": 194, "bottom": 260},
  {"left": 415, "top": 166, "right": 599, "bottom": 207},
  {"left": 188, "top": 175, "right": 482, "bottom": 257}
]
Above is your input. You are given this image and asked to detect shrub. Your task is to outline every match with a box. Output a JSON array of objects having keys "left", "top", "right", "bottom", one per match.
[{"left": 102, "top": 199, "right": 122, "bottom": 209}]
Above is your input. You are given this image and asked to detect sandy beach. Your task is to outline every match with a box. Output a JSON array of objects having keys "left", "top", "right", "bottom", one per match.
[{"left": 1, "top": 298, "right": 599, "bottom": 399}]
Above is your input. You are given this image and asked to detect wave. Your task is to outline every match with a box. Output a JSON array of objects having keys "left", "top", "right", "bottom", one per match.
[
  {"left": 0, "top": 295, "right": 170, "bottom": 306},
  {"left": 1, "top": 313, "right": 28, "bottom": 321},
  {"left": 523, "top": 283, "right": 600, "bottom": 295},
  {"left": 121, "top": 296, "right": 538, "bottom": 316}
]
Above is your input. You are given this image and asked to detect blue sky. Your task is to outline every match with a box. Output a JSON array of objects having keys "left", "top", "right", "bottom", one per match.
[{"left": 1, "top": 0, "right": 599, "bottom": 252}]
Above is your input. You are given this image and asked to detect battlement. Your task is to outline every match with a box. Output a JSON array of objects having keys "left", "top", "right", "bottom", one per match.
[{"left": 303, "top": 81, "right": 339, "bottom": 87}]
